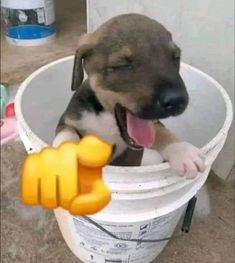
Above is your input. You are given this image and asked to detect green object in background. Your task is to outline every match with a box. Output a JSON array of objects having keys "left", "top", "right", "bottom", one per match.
[{"left": 1, "top": 84, "right": 9, "bottom": 117}]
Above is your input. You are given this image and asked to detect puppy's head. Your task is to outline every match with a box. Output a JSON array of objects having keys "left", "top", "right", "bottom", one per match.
[{"left": 72, "top": 14, "right": 189, "bottom": 148}]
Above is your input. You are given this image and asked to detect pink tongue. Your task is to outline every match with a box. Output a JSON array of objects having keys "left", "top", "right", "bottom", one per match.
[{"left": 126, "top": 111, "right": 155, "bottom": 147}]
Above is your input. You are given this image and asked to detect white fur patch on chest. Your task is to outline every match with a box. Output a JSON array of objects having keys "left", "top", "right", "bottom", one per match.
[{"left": 70, "top": 111, "right": 127, "bottom": 158}]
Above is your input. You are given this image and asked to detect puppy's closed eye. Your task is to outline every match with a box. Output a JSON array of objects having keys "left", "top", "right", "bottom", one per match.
[
  {"left": 107, "top": 64, "right": 133, "bottom": 72},
  {"left": 107, "top": 47, "right": 133, "bottom": 73}
]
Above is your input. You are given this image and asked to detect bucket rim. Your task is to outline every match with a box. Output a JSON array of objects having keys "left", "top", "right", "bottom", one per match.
[{"left": 15, "top": 56, "right": 234, "bottom": 173}]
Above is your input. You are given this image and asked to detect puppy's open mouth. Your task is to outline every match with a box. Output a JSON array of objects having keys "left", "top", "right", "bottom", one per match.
[{"left": 115, "top": 104, "right": 155, "bottom": 150}]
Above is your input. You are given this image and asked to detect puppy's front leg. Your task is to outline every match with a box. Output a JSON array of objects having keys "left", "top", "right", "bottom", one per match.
[{"left": 153, "top": 122, "right": 206, "bottom": 178}]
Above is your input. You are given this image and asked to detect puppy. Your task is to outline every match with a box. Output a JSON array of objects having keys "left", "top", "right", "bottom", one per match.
[{"left": 53, "top": 14, "right": 205, "bottom": 178}]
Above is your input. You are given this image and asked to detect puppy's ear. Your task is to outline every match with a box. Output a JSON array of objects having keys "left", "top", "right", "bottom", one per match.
[
  {"left": 71, "top": 45, "right": 90, "bottom": 91},
  {"left": 71, "top": 34, "right": 95, "bottom": 91}
]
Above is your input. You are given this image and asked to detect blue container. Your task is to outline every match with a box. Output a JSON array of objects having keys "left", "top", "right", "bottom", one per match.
[{"left": 1, "top": 0, "right": 56, "bottom": 46}]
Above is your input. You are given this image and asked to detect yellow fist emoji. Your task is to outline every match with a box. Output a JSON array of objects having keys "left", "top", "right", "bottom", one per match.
[{"left": 21, "top": 135, "right": 113, "bottom": 215}]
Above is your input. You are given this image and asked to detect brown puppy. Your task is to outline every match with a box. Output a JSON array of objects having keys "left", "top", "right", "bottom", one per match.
[{"left": 53, "top": 14, "right": 205, "bottom": 178}]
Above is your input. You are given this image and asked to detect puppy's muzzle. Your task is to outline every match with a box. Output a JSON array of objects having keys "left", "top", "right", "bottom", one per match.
[{"left": 139, "top": 79, "right": 189, "bottom": 119}]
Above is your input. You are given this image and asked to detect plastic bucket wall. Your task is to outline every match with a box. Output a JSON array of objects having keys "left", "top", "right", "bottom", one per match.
[{"left": 15, "top": 57, "right": 233, "bottom": 263}]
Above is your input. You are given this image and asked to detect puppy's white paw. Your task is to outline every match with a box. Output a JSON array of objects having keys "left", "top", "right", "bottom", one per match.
[
  {"left": 162, "top": 142, "right": 206, "bottom": 179},
  {"left": 53, "top": 127, "right": 80, "bottom": 147}
]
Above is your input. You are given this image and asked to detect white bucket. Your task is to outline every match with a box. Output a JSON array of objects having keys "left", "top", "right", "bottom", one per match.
[
  {"left": 15, "top": 57, "right": 233, "bottom": 263},
  {"left": 1, "top": 0, "right": 56, "bottom": 46}
]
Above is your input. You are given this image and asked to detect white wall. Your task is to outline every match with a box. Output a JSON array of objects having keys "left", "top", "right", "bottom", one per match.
[{"left": 87, "top": 0, "right": 234, "bottom": 179}]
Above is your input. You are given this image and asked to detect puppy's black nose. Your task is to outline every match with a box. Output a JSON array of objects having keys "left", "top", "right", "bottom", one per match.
[{"left": 158, "top": 89, "right": 188, "bottom": 115}]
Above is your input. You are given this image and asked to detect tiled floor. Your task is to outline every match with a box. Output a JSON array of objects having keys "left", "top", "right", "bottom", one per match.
[{"left": 1, "top": 1, "right": 234, "bottom": 262}]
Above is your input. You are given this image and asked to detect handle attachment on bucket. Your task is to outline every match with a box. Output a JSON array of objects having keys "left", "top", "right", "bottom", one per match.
[
  {"left": 81, "top": 197, "right": 197, "bottom": 243},
  {"left": 21, "top": 135, "right": 113, "bottom": 215},
  {"left": 181, "top": 196, "right": 197, "bottom": 233}
]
